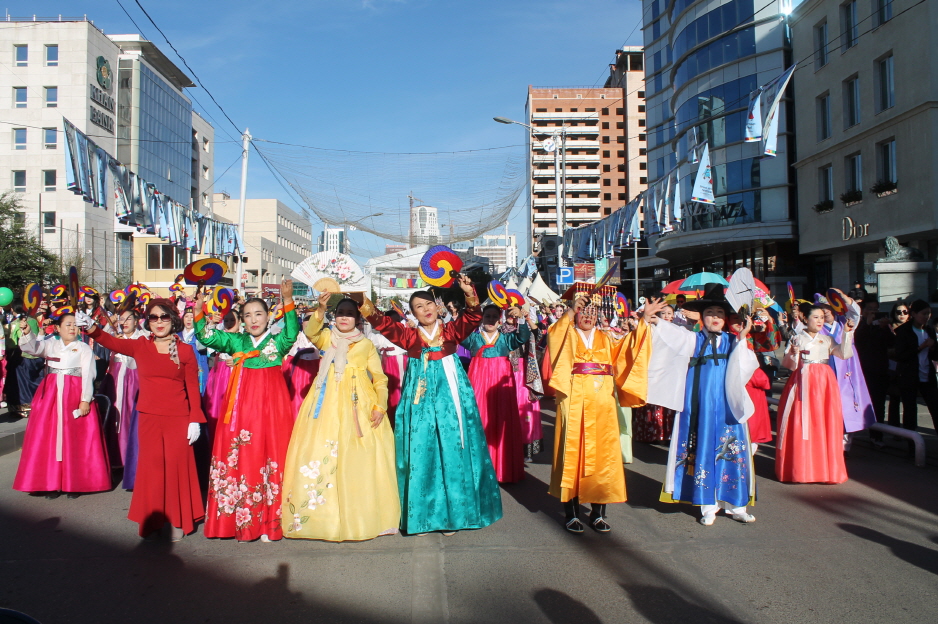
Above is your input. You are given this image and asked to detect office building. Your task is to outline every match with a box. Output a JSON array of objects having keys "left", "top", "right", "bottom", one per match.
[
  {"left": 525, "top": 82, "right": 643, "bottom": 286},
  {"left": 409, "top": 203, "right": 439, "bottom": 246},
  {"left": 319, "top": 227, "right": 346, "bottom": 254},
  {"left": 0, "top": 17, "right": 213, "bottom": 288},
  {"left": 212, "top": 193, "right": 312, "bottom": 295},
  {"left": 790, "top": 0, "right": 935, "bottom": 298},
  {"left": 639, "top": 0, "right": 806, "bottom": 294}
]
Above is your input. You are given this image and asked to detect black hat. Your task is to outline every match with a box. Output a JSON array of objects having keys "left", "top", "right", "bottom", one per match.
[{"left": 682, "top": 283, "right": 733, "bottom": 315}]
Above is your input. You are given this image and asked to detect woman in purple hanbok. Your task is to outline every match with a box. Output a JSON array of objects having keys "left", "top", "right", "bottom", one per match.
[
  {"left": 818, "top": 292, "right": 876, "bottom": 451},
  {"left": 101, "top": 309, "right": 148, "bottom": 489}
]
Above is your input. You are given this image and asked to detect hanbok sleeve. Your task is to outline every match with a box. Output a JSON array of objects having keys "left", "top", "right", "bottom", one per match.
[
  {"left": 88, "top": 325, "right": 138, "bottom": 357},
  {"left": 725, "top": 335, "right": 759, "bottom": 424},
  {"left": 273, "top": 304, "right": 300, "bottom": 354},
  {"left": 461, "top": 331, "right": 482, "bottom": 354},
  {"left": 193, "top": 309, "right": 241, "bottom": 355},
  {"left": 610, "top": 319, "right": 652, "bottom": 408},
  {"left": 78, "top": 343, "right": 96, "bottom": 403},
  {"left": 781, "top": 335, "right": 801, "bottom": 370},
  {"left": 18, "top": 331, "right": 52, "bottom": 358},
  {"left": 366, "top": 309, "right": 412, "bottom": 351},
  {"left": 365, "top": 340, "right": 389, "bottom": 414},
  {"left": 449, "top": 305, "right": 483, "bottom": 343},
  {"left": 304, "top": 313, "right": 331, "bottom": 350},
  {"left": 546, "top": 315, "right": 576, "bottom": 398},
  {"left": 831, "top": 329, "right": 855, "bottom": 361},
  {"left": 645, "top": 320, "right": 698, "bottom": 411},
  {"left": 501, "top": 323, "right": 530, "bottom": 352}
]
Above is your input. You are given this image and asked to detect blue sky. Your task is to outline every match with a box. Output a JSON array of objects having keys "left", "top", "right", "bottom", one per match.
[{"left": 23, "top": 0, "right": 644, "bottom": 259}]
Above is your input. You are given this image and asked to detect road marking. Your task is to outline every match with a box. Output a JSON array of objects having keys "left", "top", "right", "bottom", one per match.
[{"left": 411, "top": 533, "right": 448, "bottom": 624}]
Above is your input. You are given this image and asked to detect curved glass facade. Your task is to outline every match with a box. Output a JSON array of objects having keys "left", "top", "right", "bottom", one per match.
[
  {"left": 674, "top": 26, "right": 756, "bottom": 90},
  {"left": 136, "top": 63, "right": 192, "bottom": 204},
  {"left": 673, "top": 0, "right": 754, "bottom": 59}
]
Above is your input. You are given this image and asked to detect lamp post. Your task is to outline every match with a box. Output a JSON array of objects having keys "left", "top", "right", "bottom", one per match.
[{"left": 494, "top": 116, "right": 567, "bottom": 281}]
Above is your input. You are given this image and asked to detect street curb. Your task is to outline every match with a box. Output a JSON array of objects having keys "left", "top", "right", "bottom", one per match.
[{"left": 0, "top": 421, "right": 27, "bottom": 458}]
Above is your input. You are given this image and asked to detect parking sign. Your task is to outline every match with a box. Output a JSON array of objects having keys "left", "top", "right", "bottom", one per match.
[{"left": 557, "top": 267, "right": 574, "bottom": 285}]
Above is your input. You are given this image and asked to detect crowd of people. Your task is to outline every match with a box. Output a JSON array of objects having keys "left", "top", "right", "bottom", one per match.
[{"left": 1, "top": 275, "right": 933, "bottom": 541}]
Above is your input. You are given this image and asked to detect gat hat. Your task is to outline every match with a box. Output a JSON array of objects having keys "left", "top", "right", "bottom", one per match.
[{"left": 682, "top": 283, "right": 733, "bottom": 316}]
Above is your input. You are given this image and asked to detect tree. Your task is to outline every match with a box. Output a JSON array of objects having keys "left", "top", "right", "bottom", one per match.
[{"left": 0, "top": 193, "right": 61, "bottom": 290}]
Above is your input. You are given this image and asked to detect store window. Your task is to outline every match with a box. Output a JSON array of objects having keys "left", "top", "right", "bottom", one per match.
[{"left": 147, "top": 244, "right": 188, "bottom": 270}]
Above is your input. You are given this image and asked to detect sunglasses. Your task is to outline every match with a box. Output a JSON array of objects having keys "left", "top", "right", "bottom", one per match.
[
  {"left": 896, "top": 310, "right": 910, "bottom": 315},
  {"left": 148, "top": 313, "right": 172, "bottom": 323}
]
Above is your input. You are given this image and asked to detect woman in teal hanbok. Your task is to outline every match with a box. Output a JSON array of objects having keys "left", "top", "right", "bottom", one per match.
[{"left": 365, "top": 276, "right": 502, "bottom": 535}]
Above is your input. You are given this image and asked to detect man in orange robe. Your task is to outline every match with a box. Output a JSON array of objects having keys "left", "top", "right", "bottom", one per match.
[{"left": 546, "top": 293, "right": 659, "bottom": 533}]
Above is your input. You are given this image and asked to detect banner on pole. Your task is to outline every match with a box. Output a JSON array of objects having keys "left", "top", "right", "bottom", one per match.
[
  {"left": 690, "top": 143, "right": 715, "bottom": 204},
  {"left": 744, "top": 88, "right": 763, "bottom": 142},
  {"left": 763, "top": 105, "right": 780, "bottom": 156}
]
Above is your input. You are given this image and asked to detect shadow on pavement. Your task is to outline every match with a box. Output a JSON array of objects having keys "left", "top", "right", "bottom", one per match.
[
  {"left": 532, "top": 588, "right": 602, "bottom": 623},
  {"left": 619, "top": 583, "right": 747, "bottom": 624},
  {"left": 838, "top": 523, "right": 938, "bottom": 577}
]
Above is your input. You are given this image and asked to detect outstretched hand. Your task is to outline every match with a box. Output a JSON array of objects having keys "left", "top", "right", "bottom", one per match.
[
  {"left": 315, "top": 292, "right": 331, "bottom": 319},
  {"left": 642, "top": 297, "right": 666, "bottom": 323}
]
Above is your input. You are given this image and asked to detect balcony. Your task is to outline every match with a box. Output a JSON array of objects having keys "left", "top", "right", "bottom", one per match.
[
  {"left": 531, "top": 111, "right": 600, "bottom": 121},
  {"left": 532, "top": 168, "right": 601, "bottom": 178},
  {"left": 533, "top": 183, "right": 601, "bottom": 192},
  {"left": 533, "top": 153, "right": 599, "bottom": 163},
  {"left": 533, "top": 197, "right": 602, "bottom": 207}
]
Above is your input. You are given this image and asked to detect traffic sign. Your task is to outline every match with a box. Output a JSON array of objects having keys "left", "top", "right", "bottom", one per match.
[{"left": 557, "top": 267, "right": 574, "bottom": 286}]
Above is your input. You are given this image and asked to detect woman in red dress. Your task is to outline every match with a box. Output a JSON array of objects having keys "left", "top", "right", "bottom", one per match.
[{"left": 83, "top": 300, "right": 205, "bottom": 541}]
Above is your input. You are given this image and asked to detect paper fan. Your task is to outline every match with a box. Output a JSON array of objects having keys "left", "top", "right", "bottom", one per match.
[
  {"left": 291, "top": 251, "right": 367, "bottom": 293},
  {"left": 726, "top": 268, "right": 757, "bottom": 315}
]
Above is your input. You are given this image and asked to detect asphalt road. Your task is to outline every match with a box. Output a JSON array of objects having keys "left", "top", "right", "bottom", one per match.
[{"left": 0, "top": 401, "right": 936, "bottom": 624}]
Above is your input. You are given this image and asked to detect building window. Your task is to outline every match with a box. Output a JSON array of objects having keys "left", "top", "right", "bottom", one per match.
[
  {"left": 639, "top": 177, "right": 647, "bottom": 184},
  {"left": 638, "top": 134, "right": 646, "bottom": 142},
  {"left": 873, "top": 0, "right": 893, "bottom": 27},
  {"left": 616, "top": 108, "right": 625, "bottom": 115},
  {"left": 44, "top": 86, "right": 57, "bottom": 107},
  {"left": 617, "top": 179, "right": 626, "bottom": 186},
  {"left": 815, "top": 21, "right": 829, "bottom": 68},
  {"left": 45, "top": 44, "right": 58, "bottom": 66},
  {"left": 602, "top": 122, "right": 609, "bottom": 129},
  {"left": 845, "top": 153, "right": 862, "bottom": 192},
  {"left": 639, "top": 162, "right": 647, "bottom": 170},
  {"left": 819, "top": 165, "right": 834, "bottom": 202},
  {"left": 878, "top": 139, "right": 897, "bottom": 183},
  {"left": 14, "top": 44, "right": 27, "bottom": 67},
  {"left": 147, "top": 244, "right": 188, "bottom": 270},
  {"left": 637, "top": 91, "right": 645, "bottom": 98},
  {"left": 602, "top": 135, "right": 610, "bottom": 144},
  {"left": 817, "top": 94, "right": 831, "bottom": 141},
  {"left": 603, "top": 193, "right": 612, "bottom": 200},
  {"left": 202, "top": 192, "right": 209, "bottom": 207},
  {"left": 841, "top": 1, "right": 858, "bottom": 50},
  {"left": 638, "top": 105, "right": 645, "bottom": 113},
  {"left": 12, "top": 170, "right": 26, "bottom": 192},
  {"left": 638, "top": 119, "right": 646, "bottom": 127},
  {"left": 202, "top": 165, "right": 210, "bottom": 180},
  {"left": 618, "top": 193, "right": 627, "bottom": 200},
  {"left": 639, "top": 148, "right": 646, "bottom": 155},
  {"left": 602, "top": 150, "right": 611, "bottom": 158},
  {"left": 601, "top": 108, "right": 609, "bottom": 115},
  {"left": 13, "top": 128, "right": 26, "bottom": 150},
  {"left": 876, "top": 54, "right": 895, "bottom": 112},
  {"left": 43, "top": 170, "right": 56, "bottom": 192},
  {"left": 843, "top": 77, "right": 860, "bottom": 128},
  {"left": 13, "top": 87, "right": 26, "bottom": 108},
  {"left": 603, "top": 179, "right": 611, "bottom": 186},
  {"left": 42, "top": 211, "right": 56, "bottom": 233},
  {"left": 44, "top": 128, "right": 56, "bottom": 149},
  {"left": 202, "top": 137, "right": 210, "bottom": 152}
]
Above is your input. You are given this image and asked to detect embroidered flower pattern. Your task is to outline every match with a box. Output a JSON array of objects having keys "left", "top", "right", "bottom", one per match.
[
  {"left": 261, "top": 340, "right": 279, "bottom": 362},
  {"left": 285, "top": 441, "right": 339, "bottom": 533},
  {"left": 208, "top": 430, "right": 281, "bottom": 532}
]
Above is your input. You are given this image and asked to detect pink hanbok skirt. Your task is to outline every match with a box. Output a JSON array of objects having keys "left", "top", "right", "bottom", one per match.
[
  {"left": 283, "top": 350, "right": 320, "bottom": 416},
  {"left": 513, "top": 357, "right": 542, "bottom": 444},
  {"left": 14, "top": 373, "right": 111, "bottom": 493},
  {"left": 467, "top": 355, "right": 524, "bottom": 483},
  {"left": 203, "top": 360, "right": 233, "bottom": 444},
  {"left": 382, "top": 352, "right": 407, "bottom": 425}
]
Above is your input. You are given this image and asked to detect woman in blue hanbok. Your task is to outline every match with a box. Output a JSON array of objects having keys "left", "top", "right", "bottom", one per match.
[
  {"left": 365, "top": 276, "right": 502, "bottom": 535},
  {"left": 646, "top": 285, "right": 759, "bottom": 526}
]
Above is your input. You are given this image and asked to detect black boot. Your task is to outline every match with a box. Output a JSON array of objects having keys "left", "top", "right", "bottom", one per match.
[
  {"left": 563, "top": 497, "right": 584, "bottom": 534},
  {"left": 589, "top": 503, "right": 611, "bottom": 533}
]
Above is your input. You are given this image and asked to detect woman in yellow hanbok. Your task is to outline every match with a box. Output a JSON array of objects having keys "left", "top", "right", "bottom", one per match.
[{"left": 282, "top": 294, "right": 400, "bottom": 541}]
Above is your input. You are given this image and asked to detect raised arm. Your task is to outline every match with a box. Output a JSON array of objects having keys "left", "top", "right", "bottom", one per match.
[
  {"left": 193, "top": 307, "right": 242, "bottom": 355},
  {"left": 273, "top": 304, "right": 300, "bottom": 354},
  {"left": 17, "top": 328, "right": 52, "bottom": 358},
  {"left": 88, "top": 325, "right": 139, "bottom": 358}
]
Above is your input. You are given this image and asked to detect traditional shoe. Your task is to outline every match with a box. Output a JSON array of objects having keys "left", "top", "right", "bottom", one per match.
[
  {"left": 563, "top": 497, "right": 583, "bottom": 534},
  {"left": 564, "top": 517, "right": 585, "bottom": 534},
  {"left": 699, "top": 514, "right": 716, "bottom": 526},
  {"left": 442, "top": 531, "right": 456, "bottom": 537},
  {"left": 588, "top": 504, "right": 611, "bottom": 533},
  {"left": 730, "top": 512, "right": 756, "bottom": 523},
  {"left": 169, "top": 526, "right": 185, "bottom": 542},
  {"left": 260, "top": 534, "right": 271, "bottom": 543},
  {"left": 66, "top": 493, "right": 80, "bottom": 499},
  {"left": 44, "top": 492, "right": 61, "bottom": 500}
]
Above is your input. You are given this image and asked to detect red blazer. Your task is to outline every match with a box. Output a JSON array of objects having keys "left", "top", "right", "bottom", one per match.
[
  {"left": 367, "top": 306, "right": 482, "bottom": 360},
  {"left": 89, "top": 327, "right": 206, "bottom": 423}
]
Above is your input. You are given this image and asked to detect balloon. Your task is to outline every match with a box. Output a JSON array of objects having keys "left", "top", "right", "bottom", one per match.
[
  {"left": 23, "top": 283, "right": 42, "bottom": 316},
  {"left": 418, "top": 246, "right": 463, "bottom": 288},
  {"left": 0, "top": 287, "right": 13, "bottom": 307},
  {"left": 616, "top": 293, "right": 630, "bottom": 317},
  {"left": 210, "top": 287, "right": 235, "bottom": 317},
  {"left": 109, "top": 290, "right": 128, "bottom": 305},
  {"left": 505, "top": 289, "right": 526, "bottom": 308},
  {"left": 487, "top": 280, "right": 509, "bottom": 308},
  {"left": 183, "top": 258, "right": 229, "bottom": 285}
]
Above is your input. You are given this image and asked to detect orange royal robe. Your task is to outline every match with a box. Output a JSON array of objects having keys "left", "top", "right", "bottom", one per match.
[{"left": 547, "top": 316, "right": 651, "bottom": 503}]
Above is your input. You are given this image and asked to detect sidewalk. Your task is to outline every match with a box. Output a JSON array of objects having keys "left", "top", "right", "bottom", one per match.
[{"left": 0, "top": 406, "right": 27, "bottom": 457}]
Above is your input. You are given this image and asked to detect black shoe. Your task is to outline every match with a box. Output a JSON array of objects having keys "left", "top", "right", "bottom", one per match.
[
  {"left": 589, "top": 504, "right": 611, "bottom": 533},
  {"left": 564, "top": 517, "right": 585, "bottom": 534},
  {"left": 44, "top": 492, "right": 61, "bottom": 500},
  {"left": 66, "top": 493, "right": 80, "bottom": 499},
  {"left": 563, "top": 497, "right": 583, "bottom": 534}
]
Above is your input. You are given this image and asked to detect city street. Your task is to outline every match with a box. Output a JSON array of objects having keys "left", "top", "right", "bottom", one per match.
[{"left": 1, "top": 401, "right": 936, "bottom": 624}]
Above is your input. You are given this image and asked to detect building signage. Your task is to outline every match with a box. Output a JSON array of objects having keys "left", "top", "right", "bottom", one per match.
[
  {"left": 96, "top": 56, "right": 112, "bottom": 90},
  {"left": 89, "top": 84, "right": 115, "bottom": 112},
  {"left": 556, "top": 266, "right": 574, "bottom": 285},
  {"left": 574, "top": 263, "right": 595, "bottom": 282},
  {"left": 842, "top": 216, "right": 870, "bottom": 241},
  {"left": 90, "top": 106, "right": 115, "bottom": 134}
]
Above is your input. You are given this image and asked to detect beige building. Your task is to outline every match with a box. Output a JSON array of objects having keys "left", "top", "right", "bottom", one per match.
[
  {"left": 605, "top": 46, "right": 649, "bottom": 202},
  {"left": 791, "top": 0, "right": 932, "bottom": 296},
  {"left": 211, "top": 193, "right": 313, "bottom": 295}
]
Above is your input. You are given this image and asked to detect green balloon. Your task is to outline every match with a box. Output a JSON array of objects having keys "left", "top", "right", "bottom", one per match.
[{"left": 0, "top": 287, "right": 13, "bottom": 307}]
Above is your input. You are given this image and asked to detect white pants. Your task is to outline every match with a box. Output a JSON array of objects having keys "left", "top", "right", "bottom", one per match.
[{"left": 701, "top": 501, "right": 748, "bottom": 518}]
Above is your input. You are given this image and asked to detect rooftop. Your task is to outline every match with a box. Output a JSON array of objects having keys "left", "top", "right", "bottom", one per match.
[{"left": 108, "top": 34, "right": 195, "bottom": 90}]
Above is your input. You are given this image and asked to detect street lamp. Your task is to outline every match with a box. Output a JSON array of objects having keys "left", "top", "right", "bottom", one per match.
[{"left": 493, "top": 116, "right": 567, "bottom": 280}]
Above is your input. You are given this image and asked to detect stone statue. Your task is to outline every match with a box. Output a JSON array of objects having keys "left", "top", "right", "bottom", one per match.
[{"left": 881, "top": 236, "right": 925, "bottom": 262}]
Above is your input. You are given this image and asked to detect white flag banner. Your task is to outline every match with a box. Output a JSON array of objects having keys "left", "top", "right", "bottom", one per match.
[
  {"left": 661, "top": 174, "right": 672, "bottom": 232},
  {"left": 628, "top": 198, "right": 642, "bottom": 243},
  {"left": 687, "top": 126, "right": 699, "bottom": 163},
  {"left": 672, "top": 171, "right": 682, "bottom": 222},
  {"left": 763, "top": 105, "right": 780, "bottom": 156},
  {"left": 744, "top": 88, "right": 763, "bottom": 142},
  {"left": 690, "top": 143, "right": 715, "bottom": 204},
  {"left": 760, "top": 65, "right": 796, "bottom": 139}
]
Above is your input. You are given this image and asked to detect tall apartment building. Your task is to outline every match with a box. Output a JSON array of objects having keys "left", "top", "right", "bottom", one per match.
[
  {"left": 212, "top": 193, "right": 312, "bottom": 295},
  {"left": 791, "top": 0, "right": 935, "bottom": 298},
  {"left": 605, "top": 46, "right": 649, "bottom": 201},
  {"left": 640, "top": 0, "right": 806, "bottom": 294},
  {"left": 409, "top": 203, "right": 439, "bottom": 246},
  {"left": 524, "top": 84, "right": 644, "bottom": 286},
  {"left": 318, "top": 227, "right": 346, "bottom": 253},
  {"left": 0, "top": 18, "right": 213, "bottom": 287}
]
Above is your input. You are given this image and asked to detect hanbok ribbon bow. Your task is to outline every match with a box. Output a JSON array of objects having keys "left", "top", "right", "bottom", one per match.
[{"left": 222, "top": 350, "right": 260, "bottom": 425}]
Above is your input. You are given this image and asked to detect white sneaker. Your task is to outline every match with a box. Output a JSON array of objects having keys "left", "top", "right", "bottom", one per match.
[
  {"left": 731, "top": 512, "right": 756, "bottom": 523},
  {"left": 699, "top": 514, "right": 716, "bottom": 526},
  {"left": 0, "top": 401, "right": 6, "bottom": 408}
]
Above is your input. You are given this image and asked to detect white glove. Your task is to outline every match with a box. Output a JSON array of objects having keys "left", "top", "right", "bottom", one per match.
[
  {"left": 187, "top": 422, "right": 201, "bottom": 445},
  {"left": 75, "top": 311, "right": 94, "bottom": 329}
]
